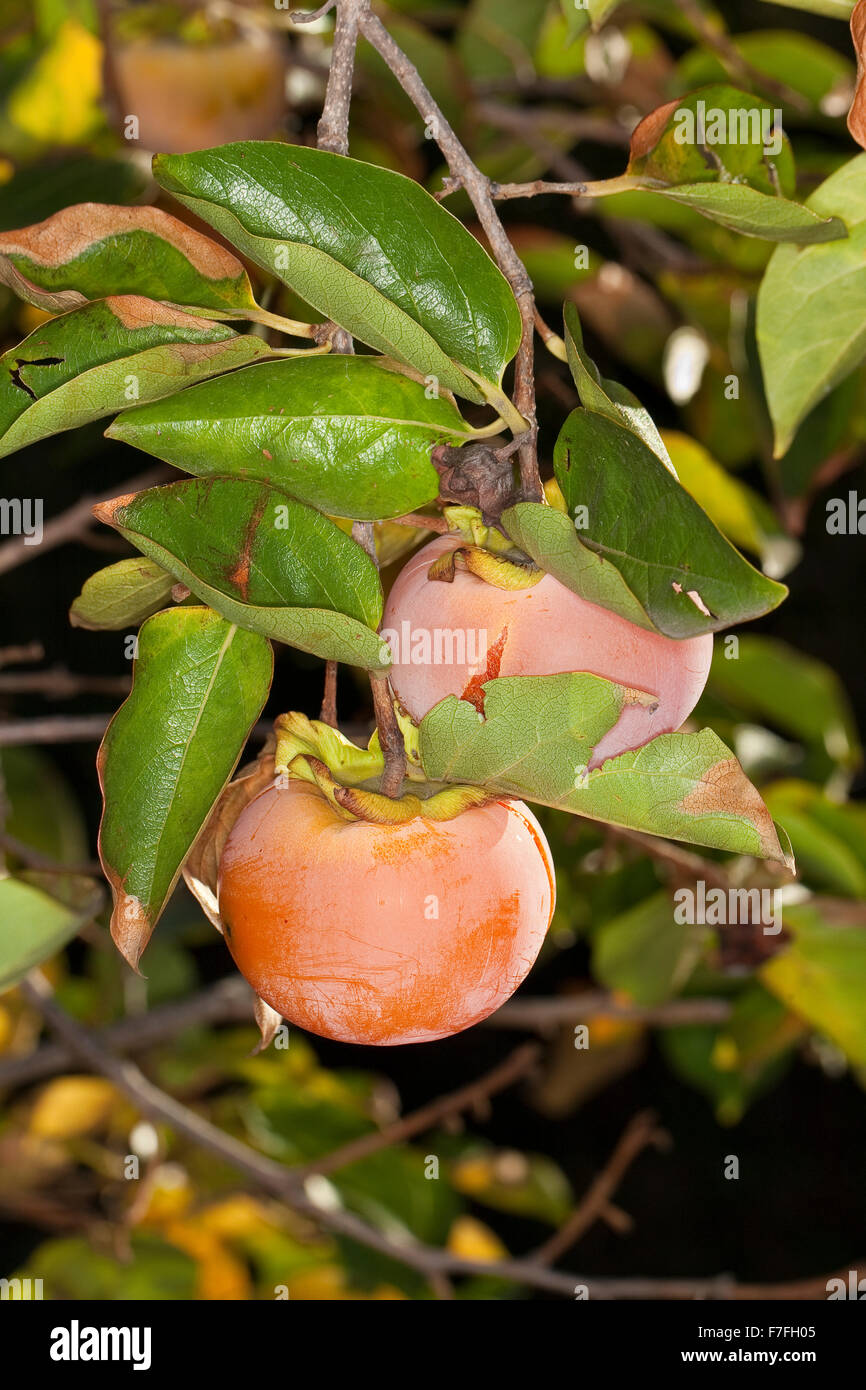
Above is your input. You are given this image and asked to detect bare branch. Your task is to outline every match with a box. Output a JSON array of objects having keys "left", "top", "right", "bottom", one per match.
[
  {"left": 316, "top": 0, "right": 364, "bottom": 155},
  {"left": 532, "top": 1111, "right": 670, "bottom": 1265},
  {"left": 296, "top": 1042, "right": 541, "bottom": 1178},
  {"left": 0, "top": 467, "right": 170, "bottom": 577},
  {"left": 488, "top": 991, "right": 733, "bottom": 1033}
]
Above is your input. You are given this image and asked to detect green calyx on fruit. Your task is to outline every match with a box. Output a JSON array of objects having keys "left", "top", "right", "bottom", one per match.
[
  {"left": 273, "top": 710, "right": 493, "bottom": 824},
  {"left": 427, "top": 543, "right": 544, "bottom": 590}
]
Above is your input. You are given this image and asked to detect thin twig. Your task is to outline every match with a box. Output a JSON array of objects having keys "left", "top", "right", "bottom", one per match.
[
  {"left": 677, "top": 0, "right": 809, "bottom": 112},
  {"left": 358, "top": 7, "right": 542, "bottom": 500},
  {"left": 0, "top": 669, "right": 130, "bottom": 699},
  {"left": 0, "top": 713, "right": 113, "bottom": 746},
  {"left": 320, "top": 660, "right": 339, "bottom": 728},
  {"left": 0, "top": 467, "right": 169, "bottom": 577},
  {"left": 18, "top": 976, "right": 850, "bottom": 1300},
  {"left": 0, "top": 828, "right": 101, "bottom": 879},
  {"left": 316, "top": 0, "right": 362, "bottom": 155},
  {"left": 488, "top": 991, "right": 733, "bottom": 1033},
  {"left": 532, "top": 1111, "right": 670, "bottom": 1265},
  {"left": 296, "top": 1042, "right": 541, "bottom": 1178},
  {"left": 0, "top": 642, "right": 44, "bottom": 670}
]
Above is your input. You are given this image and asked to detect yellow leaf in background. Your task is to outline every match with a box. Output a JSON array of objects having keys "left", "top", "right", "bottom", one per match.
[
  {"left": 446, "top": 1215, "right": 508, "bottom": 1263},
  {"left": 0, "top": 159, "right": 12, "bottom": 185},
  {"left": 135, "top": 1164, "right": 193, "bottom": 1226},
  {"left": 451, "top": 1156, "right": 495, "bottom": 1197},
  {"left": 28, "top": 1076, "right": 117, "bottom": 1139},
  {"left": 19, "top": 306, "right": 54, "bottom": 335},
  {"left": 164, "top": 1219, "right": 252, "bottom": 1301},
  {"left": 195, "top": 1194, "right": 276, "bottom": 1240},
  {"left": 285, "top": 1266, "right": 405, "bottom": 1300},
  {"left": 8, "top": 21, "right": 103, "bottom": 145}
]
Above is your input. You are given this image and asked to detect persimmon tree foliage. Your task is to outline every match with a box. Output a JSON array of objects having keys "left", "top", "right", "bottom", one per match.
[
  {"left": 2, "top": 0, "right": 866, "bottom": 1305},
  {"left": 15, "top": 18, "right": 866, "bottom": 1039}
]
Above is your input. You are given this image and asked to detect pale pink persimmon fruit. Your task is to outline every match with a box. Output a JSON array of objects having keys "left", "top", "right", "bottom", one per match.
[
  {"left": 382, "top": 535, "right": 713, "bottom": 766},
  {"left": 217, "top": 779, "right": 555, "bottom": 1046}
]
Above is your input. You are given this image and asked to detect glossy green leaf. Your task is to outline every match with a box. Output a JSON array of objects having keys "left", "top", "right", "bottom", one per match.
[
  {"left": 502, "top": 502, "right": 657, "bottom": 631},
  {"left": 153, "top": 142, "right": 522, "bottom": 404},
  {"left": 107, "top": 354, "right": 472, "bottom": 521},
  {"left": 418, "top": 674, "right": 792, "bottom": 864},
  {"left": 562, "top": 302, "right": 674, "bottom": 470},
  {"left": 757, "top": 154, "right": 866, "bottom": 454},
  {"left": 0, "top": 203, "right": 262, "bottom": 318},
  {"left": 96, "top": 479, "right": 389, "bottom": 670},
  {"left": 97, "top": 607, "right": 272, "bottom": 970},
  {"left": 762, "top": 900, "right": 866, "bottom": 1068},
  {"left": 554, "top": 409, "right": 787, "bottom": 636},
  {"left": 0, "top": 296, "right": 273, "bottom": 459},
  {"left": 593, "top": 890, "right": 707, "bottom": 1006},
  {"left": 0, "top": 872, "right": 104, "bottom": 993},
  {"left": 706, "top": 635, "right": 860, "bottom": 774},
  {"left": 69, "top": 557, "right": 176, "bottom": 631}
]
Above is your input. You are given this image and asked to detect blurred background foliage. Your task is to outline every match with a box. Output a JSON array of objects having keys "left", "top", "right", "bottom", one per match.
[{"left": 0, "top": 0, "right": 865, "bottom": 1300}]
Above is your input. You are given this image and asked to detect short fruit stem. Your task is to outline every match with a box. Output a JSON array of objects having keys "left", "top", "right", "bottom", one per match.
[{"left": 371, "top": 675, "right": 407, "bottom": 798}]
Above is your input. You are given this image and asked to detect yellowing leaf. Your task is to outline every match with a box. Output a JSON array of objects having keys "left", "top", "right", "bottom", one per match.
[
  {"left": 29, "top": 1076, "right": 117, "bottom": 1139},
  {"left": 9, "top": 22, "right": 103, "bottom": 145},
  {"left": 163, "top": 1219, "right": 252, "bottom": 1301},
  {"left": 446, "top": 1215, "right": 508, "bottom": 1262}
]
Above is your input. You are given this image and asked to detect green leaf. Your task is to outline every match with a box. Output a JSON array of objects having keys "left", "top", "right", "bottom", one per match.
[
  {"left": 705, "top": 635, "right": 860, "bottom": 774},
  {"left": 759, "top": 0, "right": 854, "bottom": 17},
  {"left": 459, "top": 0, "right": 551, "bottom": 80},
  {"left": 97, "top": 607, "right": 272, "bottom": 970},
  {"left": 418, "top": 674, "right": 792, "bottom": 864},
  {"left": 107, "top": 354, "right": 471, "bottom": 521},
  {"left": 502, "top": 502, "right": 657, "bottom": 631},
  {"left": 0, "top": 872, "right": 103, "bottom": 993},
  {"left": 554, "top": 408, "right": 787, "bottom": 636},
  {"left": 562, "top": 302, "right": 674, "bottom": 471},
  {"left": 593, "top": 890, "right": 706, "bottom": 1006},
  {"left": 764, "top": 782, "right": 866, "bottom": 897},
  {"left": 153, "top": 142, "right": 522, "bottom": 404},
  {"left": 69, "top": 557, "right": 176, "bottom": 631},
  {"left": 96, "top": 479, "right": 389, "bottom": 670},
  {"left": 0, "top": 747, "right": 88, "bottom": 866},
  {"left": 757, "top": 154, "right": 866, "bottom": 454},
  {"left": 0, "top": 296, "right": 273, "bottom": 459},
  {"left": 0, "top": 203, "right": 264, "bottom": 318},
  {"left": 761, "top": 900, "right": 866, "bottom": 1068},
  {"left": 618, "top": 86, "right": 846, "bottom": 243}
]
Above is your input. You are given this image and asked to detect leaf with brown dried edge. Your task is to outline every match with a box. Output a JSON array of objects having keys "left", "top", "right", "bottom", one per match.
[
  {"left": 0, "top": 295, "right": 274, "bottom": 459},
  {"left": 0, "top": 203, "right": 265, "bottom": 320},
  {"left": 98, "top": 607, "right": 273, "bottom": 972},
  {"left": 419, "top": 674, "right": 794, "bottom": 867},
  {"left": 849, "top": 0, "right": 866, "bottom": 148}
]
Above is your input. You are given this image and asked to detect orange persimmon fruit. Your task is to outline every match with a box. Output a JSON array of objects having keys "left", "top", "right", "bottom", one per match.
[{"left": 217, "top": 778, "right": 555, "bottom": 1046}]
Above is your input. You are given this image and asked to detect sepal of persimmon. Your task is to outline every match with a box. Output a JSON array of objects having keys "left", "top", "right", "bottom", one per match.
[
  {"left": 273, "top": 710, "right": 383, "bottom": 787},
  {"left": 427, "top": 543, "right": 544, "bottom": 590},
  {"left": 442, "top": 505, "right": 519, "bottom": 555}
]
